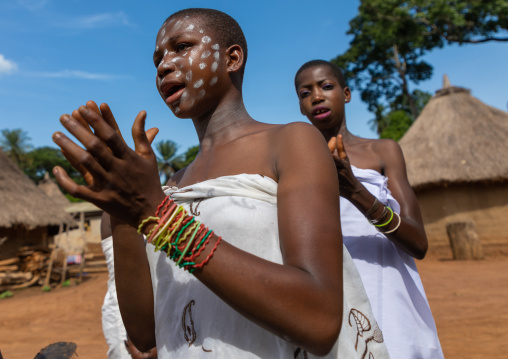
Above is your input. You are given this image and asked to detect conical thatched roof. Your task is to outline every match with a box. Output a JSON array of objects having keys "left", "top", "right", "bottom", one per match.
[
  {"left": 38, "top": 172, "right": 71, "bottom": 209},
  {"left": 0, "top": 149, "right": 71, "bottom": 228},
  {"left": 399, "top": 75, "right": 508, "bottom": 189}
]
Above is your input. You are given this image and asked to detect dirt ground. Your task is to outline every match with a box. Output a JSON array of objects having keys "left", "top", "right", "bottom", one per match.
[{"left": 0, "top": 250, "right": 507, "bottom": 359}]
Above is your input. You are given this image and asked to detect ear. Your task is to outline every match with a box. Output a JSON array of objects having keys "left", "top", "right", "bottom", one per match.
[
  {"left": 343, "top": 86, "right": 352, "bottom": 103},
  {"left": 225, "top": 44, "right": 244, "bottom": 74}
]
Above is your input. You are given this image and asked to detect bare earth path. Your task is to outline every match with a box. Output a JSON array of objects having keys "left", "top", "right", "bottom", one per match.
[{"left": 0, "top": 254, "right": 507, "bottom": 358}]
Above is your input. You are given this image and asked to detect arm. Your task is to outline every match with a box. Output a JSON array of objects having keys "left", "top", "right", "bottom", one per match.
[
  {"left": 331, "top": 135, "right": 427, "bottom": 259},
  {"left": 53, "top": 107, "right": 342, "bottom": 355}
]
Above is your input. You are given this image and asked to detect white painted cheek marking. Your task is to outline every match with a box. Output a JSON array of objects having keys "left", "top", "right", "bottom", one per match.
[
  {"left": 198, "top": 89, "right": 205, "bottom": 99},
  {"left": 201, "top": 50, "right": 211, "bottom": 59},
  {"left": 186, "top": 71, "right": 193, "bottom": 82},
  {"left": 182, "top": 52, "right": 188, "bottom": 57},
  {"left": 189, "top": 57, "right": 193, "bottom": 65},
  {"left": 174, "top": 107, "right": 180, "bottom": 114},
  {"left": 214, "top": 51, "right": 220, "bottom": 61},
  {"left": 162, "top": 36, "right": 169, "bottom": 45},
  {"left": 186, "top": 24, "right": 195, "bottom": 31},
  {"left": 171, "top": 57, "right": 179, "bottom": 63},
  {"left": 210, "top": 77, "right": 217, "bottom": 86},
  {"left": 178, "top": 63, "right": 184, "bottom": 69},
  {"left": 211, "top": 44, "right": 219, "bottom": 50},
  {"left": 202, "top": 36, "right": 211, "bottom": 44},
  {"left": 199, "top": 29, "right": 204, "bottom": 33},
  {"left": 181, "top": 90, "right": 188, "bottom": 99},
  {"left": 164, "top": 49, "right": 168, "bottom": 56},
  {"left": 155, "top": 45, "right": 159, "bottom": 51},
  {"left": 175, "top": 71, "right": 182, "bottom": 77},
  {"left": 211, "top": 62, "right": 218, "bottom": 72},
  {"left": 199, "top": 63, "right": 207, "bottom": 70},
  {"left": 194, "top": 79, "right": 204, "bottom": 88}
]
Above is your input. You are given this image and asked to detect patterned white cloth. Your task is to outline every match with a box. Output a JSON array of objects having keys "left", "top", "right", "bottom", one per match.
[
  {"left": 340, "top": 166, "right": 444, "bottom": 359},
  {"left": 146, "top": 174, "right": 390, "bottom": 358},
  {"left": 101, "top": 236, "right": 131, "bottom": 359}
]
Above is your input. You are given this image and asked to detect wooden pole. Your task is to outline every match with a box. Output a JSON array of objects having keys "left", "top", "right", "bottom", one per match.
[
  {"left": 43, "top": 223, "right": 63, "bottom": 288},
  {"left": 446, "top": 220, "right": 484, "bottom": 260}
]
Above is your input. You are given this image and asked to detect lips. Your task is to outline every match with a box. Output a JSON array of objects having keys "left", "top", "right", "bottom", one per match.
[
  {"left": 312, "top": 106, "right": 331, "bottom": 120},
  {"left": 160, "top": 82, "right": 186, "bottom": 105}
]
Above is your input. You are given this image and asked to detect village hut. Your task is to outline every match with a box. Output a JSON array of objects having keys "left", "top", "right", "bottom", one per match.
[
  {"left": 0, "top": 149, "right": 71, "bottom": 259},
  {"left": 38, "top": 172, "right": 71, "bottom": 209},
  {"left": 399, "top": 75, "right": 508, "bottom": 255}
]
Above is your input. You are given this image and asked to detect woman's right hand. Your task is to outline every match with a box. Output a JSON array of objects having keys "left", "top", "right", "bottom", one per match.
[
  {"left": 52, "top": 101, "right": 165, "bottom": 227},
  {"left": 328, "top": 134, "right": 361, "bottom": 200}
]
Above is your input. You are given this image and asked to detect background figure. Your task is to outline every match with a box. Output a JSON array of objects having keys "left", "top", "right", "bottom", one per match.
[{"left": 295, "top": 60, "right": 444, "bottom": 359}]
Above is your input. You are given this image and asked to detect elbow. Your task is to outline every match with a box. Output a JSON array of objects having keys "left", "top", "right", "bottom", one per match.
[
  {"left": 413, "top": 240, "right": 428, "bottom": 260},
  {"left": 299, "top": 310, "right": 342, "bottom": 356}
]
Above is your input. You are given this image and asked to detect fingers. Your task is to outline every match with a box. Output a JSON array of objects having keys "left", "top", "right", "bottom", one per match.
[
  {"left": 53, "top": 128, "right": 108, "bottom": 181},
  {"left": 52, "top": 166, "right": 102, "bottom": 203},
  {"left": 99, "top": 103, "right": 124, "bottom": 140},
  {"left": 131, "top": 111, "right": 153, "bottom": 157},
  {"left": 327, "top": 137, "right": 337, "bottom": 154},
  {"left": 61, "top": 149, "right": 95, "bottom": 186},
  {"left": 336, "top": 134, "right": 348, "bottom": 160},
  {"left": 146, "top": 127, "right": 159, "bottom": 145},
  {"left": 76, "top": 106, "right": 127, "bottom": 155}
]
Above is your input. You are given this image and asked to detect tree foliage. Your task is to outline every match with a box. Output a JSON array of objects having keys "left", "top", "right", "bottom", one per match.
[
  {"left": 0, "top": 128, "right": 32, "bottom": 167},
  {"left": 333, "top": 0, "right": 507, "bottom": 136},
  {"left": 155, "top": 141, "right": 199, "bottom": 185}
]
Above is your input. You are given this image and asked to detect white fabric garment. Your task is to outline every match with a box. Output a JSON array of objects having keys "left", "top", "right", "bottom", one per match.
[
  {"left": 101, "top": 236, "right": 131, "bottom": 359},
  {"left": 146, "top": 173, "right": 390, "bottom": 358},
  {"left": 340, "top": 166, "right": 444, "bottom": 359}
]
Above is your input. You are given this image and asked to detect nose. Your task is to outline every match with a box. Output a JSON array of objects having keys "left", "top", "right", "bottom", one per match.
[
  {"left": 311, "top": 88, "right": 324, "bottom": 104},
  {"left": 157, "top": 54, "right": 177, "bottom": 79}
]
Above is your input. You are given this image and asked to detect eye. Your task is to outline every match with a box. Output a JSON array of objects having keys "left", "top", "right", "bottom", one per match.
[
  {"left": 322, "top": 83, "right": 334, "bottom": 90},
  {"left": 299, "top": 90, "right": 310, "bottom": 99},
  {"left": 176, "top": 43, "right": 190, "bottom": 52}
]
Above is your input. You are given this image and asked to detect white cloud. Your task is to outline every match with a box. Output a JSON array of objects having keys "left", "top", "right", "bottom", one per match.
[
  {"left": 57, "top": 11, "right": 132, "bottom": 29},
  {"left": 32, "top": 70, "right": 120, "bottom": 80},
  {"left": 0, "top": 54, "right": 18, "bottom": 74}
]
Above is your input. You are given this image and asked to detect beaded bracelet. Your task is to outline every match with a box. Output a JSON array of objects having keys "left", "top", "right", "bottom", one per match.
[
  {"left": 138, "top": 196, "right": 221, "bottom": 272},
  {"left": 378, "top": 212, "right": 401, "bottom": 234}
]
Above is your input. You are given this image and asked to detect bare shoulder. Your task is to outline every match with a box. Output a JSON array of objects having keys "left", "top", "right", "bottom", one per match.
[
  {"left": 270, "top": 121, "right": 326, "bottom": 148},
  {"left": 166, "top": 167, "right": 188, "bottom": 187}
]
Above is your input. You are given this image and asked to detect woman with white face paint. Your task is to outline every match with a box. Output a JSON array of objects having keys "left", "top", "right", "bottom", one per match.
[{"left": 52, "top": 8, "right": 389, "bottom": 359}]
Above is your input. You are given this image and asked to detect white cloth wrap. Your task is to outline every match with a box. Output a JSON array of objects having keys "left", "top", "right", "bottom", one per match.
[
  {"left": 340, "top": 166, "right": 444, "bottom": 359},
  {"left": 101, "top": 236, "right": 131, "bottom": 359},
  {"left": 146, "top": 174, "right": 390, "bottom": 358}
]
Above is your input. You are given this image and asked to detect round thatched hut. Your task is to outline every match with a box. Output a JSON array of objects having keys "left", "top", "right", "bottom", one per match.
[
  {"left": 0, "top": 149, "right": 71, "bottom": 259},
  {"left": 399, "top": 75, "right": 508, "bottom": 255}
]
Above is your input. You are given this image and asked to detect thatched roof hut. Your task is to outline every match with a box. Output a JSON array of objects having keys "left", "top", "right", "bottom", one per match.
[
  {"left": 0, "top": 149, "right": 70, "bottom": 228},
  {"left": 399, "top": 76, "right": 508, "bottom": 256},
  {"left": 38, "top": 172, "right": 71, "bottom": 209},
  {"left": 399, "top": 75, "right": 508, "bottom": 189}
]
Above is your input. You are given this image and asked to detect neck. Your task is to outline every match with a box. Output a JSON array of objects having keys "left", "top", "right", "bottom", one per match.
[
  {"left": 319, "top": 118, "right": 353, "bottom": 143},
  {"left": 192, "top": 90, "right": 255, "bottom": 151}
]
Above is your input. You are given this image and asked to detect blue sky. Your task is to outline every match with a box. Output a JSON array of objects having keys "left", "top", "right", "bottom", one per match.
[{"left": 0, "top": 0, "right": 506, "bottom": 155}]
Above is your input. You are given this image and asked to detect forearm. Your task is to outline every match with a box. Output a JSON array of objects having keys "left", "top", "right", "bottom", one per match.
[
  {"left": 112, "top": 220, "right": 156, "bottom": 351},
  {"left": 348, "top": 186, "right": 428, "bottom": 259},
  {"left": 191, "top": 237, "right": 343, "bottom": 355}
]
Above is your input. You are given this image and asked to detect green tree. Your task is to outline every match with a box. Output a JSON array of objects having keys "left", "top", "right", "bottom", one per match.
[
  {"left": 180, "top": 145, "right": 199, "bottom": 167},
  {"left": 24, "top": 146, "right": 85, "bottom": 185},
  {"left": 333, "top": 0, "right": 507, "bottom": 134},
  {"left": 155, "top": 140, "right": 183, "bottom": 185},
  {"left": 0, "top": 128, "right": 32, "bottom": 167}
]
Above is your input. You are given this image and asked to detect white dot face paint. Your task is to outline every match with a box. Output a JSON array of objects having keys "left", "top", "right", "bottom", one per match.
[
  {"left": 174, "top": 107, "right": 180, "bottom": 114},
  {"left": 186, "top": 71, "right": 193, "bottom": 82},
  {"left": 201, "top": 50, "right": 211, "bottom": 59},
  {"left": 160, "top": 28, "right": 166, "bottom": 37},
  {"left": 211, "top": 62, "right": 218, "bottom": 73},
  {"left": 199, "top": 63, "right": 207, "bottom": 70},
  {"left": 198, "top": 89, "right": 205, "bottom": 99},
  {"left": 202, "top": 36, "right": 211, "bottom": 44},
  {"left": 156, "top": 45, "right": 159, "bottom": 52},
  {"left": 171, "top": 57, "right": 179, "bottom": 63},
  {"left": 211, "top": 44, "right": 219, "bottom": 50},
  {"left": 175, "top": 71, "right": 182, "bottom": 77},
  {"left": 162, "top": 37, "right": 169, "bottom": 45},
  {"left": 164, "top": 49, "right": 168, "bottom": 56},
  {"left": 199, "top": 29, "right": 204, "bottom": 33},
  {"left": 210, "top": 77, "right": 217, "bottom": 86},
  {"left": 214, "top": 51, "right": 220, "bottom": 61},
  {"left": 189, "top": 57, "right": 193, "bottom": 65},
  {"left": 194, "top": 79, "right": 204, "bottom": 88},
  {"left": 186, "top": 24, "right": 195, "bottom": 31}
]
